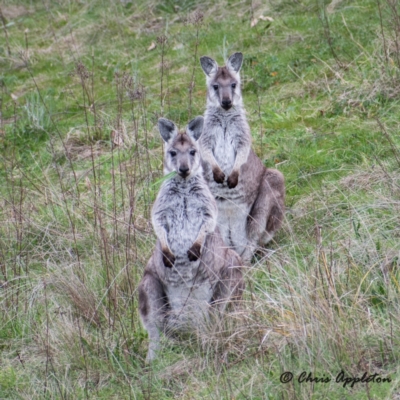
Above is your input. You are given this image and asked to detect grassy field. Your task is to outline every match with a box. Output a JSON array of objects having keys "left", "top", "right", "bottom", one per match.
[{"left": 1, "top": 0, "right": 400, "bottom": 398}]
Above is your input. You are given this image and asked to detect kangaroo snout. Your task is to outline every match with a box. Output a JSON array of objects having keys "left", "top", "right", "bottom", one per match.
[
  {"left": 178, "top": 165, "right": 190, "bottom": 177},
  {"left": 221, "top": 99, "right": 232, "bottom": 110}
]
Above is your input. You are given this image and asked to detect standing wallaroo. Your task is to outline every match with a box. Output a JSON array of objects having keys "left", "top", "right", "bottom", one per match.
[
  {"left": 199, "top": 52, "right": 285, "bottom": 263},
  {"left": 138, "top": 116, "right": 244, "bottom": 362}
]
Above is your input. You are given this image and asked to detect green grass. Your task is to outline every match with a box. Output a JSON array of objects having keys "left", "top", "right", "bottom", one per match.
[{"left": 1, "top": 0, "right": 400, "bottom": 398}]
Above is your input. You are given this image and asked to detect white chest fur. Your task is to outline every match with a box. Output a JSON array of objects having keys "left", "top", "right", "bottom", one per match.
[
  {"left": 162, "top": 188, "right": 204, "bottom": 257},
  {"left": 214, "top": 124, "right": 236, "bottom": 176}
]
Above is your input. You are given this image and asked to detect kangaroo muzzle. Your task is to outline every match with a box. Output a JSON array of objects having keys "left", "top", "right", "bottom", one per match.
[
  {"left": 178, "top": 164, "right": 190, "bottom": 178},
  {"left": 221, "top": 99, "right": 232, "bottom": 110}
]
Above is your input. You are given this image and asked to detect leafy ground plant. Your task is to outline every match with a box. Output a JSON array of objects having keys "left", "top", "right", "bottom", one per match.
[{"left": 1, "top": 0, "right": 400, "bottom": 398}]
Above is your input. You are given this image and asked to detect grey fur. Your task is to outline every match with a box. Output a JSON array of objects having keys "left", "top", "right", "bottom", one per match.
[
  {"left": 158, "top": 117, "right": 177, "bottom": 143},
  {"left": 226, "top": 52, "right": 243, "bottom": 73},
  {"left": 199, "top": 53, "right": 286, "bottom": 262},
  {"left": 138, "top": 117, "right": 245, "bottom": 362},
  {"left": 200, "top": 56, "right": 218, "bottom": 76},
  {"left": 187, "top": 115, "right": 204, "bottom": 141}
]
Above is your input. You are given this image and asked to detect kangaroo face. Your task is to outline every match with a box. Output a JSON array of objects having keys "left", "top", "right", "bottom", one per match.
[
  {"left": 166, "top": 135, "right": 199, "bottom": 179},
  {"left": 158, "top": 116, "right": 204, "bottom": 179},
  {"left": 200, "top": 52, "right": 243, "bottom": 111},
  {"left": 210, "top": 68, "right": 238, "bottom": 110}
]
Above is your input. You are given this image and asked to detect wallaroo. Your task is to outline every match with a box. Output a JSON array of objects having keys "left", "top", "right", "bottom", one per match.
[
  {"left": 199, "top": 52, "right": 285, "bottom": 263},
  {"left": 138, "top": 116, "right": 245, "bottom": 362}
]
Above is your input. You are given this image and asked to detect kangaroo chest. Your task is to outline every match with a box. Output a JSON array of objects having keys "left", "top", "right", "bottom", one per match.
[
  {"left": 202, "top": 115, "right": 259, "bottom": 253},
  {"left": 214, "top": 121, "right": 236, "bottom": 175},
  {"left": 162, "top": 204, "right": 215, "bottom": 314},
  {"left": 203, "top": 118, "right": 246, "bottom": 201},
  {"left": 163, "top": 189, "right": 205, "bottom": 257}
]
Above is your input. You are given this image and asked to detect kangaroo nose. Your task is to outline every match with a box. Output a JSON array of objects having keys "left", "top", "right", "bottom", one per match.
[
  {"left": 179, "top": 166, "right": 189, "bottom": 176},
  {"left": 221, "top": 99, "right": 232, "bottom": 109}
]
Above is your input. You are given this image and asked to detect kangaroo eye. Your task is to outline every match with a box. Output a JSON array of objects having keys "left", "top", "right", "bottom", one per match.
[
  {"left": 231, "top": 83, "right": 237, "bottom": 89},
  {"left": 213, "top": 85, "right": 219, "bottom": 91},
  {"left": 169, "top": 151, "right": 177, "bottom": 157},
  {"left": 190, "top": 150, "right": 196, "bottom": 156}
]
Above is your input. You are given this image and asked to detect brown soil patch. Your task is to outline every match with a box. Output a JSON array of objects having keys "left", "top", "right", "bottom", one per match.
[{"left": 2, "top": 5, "right": 30, "bottom": 19}]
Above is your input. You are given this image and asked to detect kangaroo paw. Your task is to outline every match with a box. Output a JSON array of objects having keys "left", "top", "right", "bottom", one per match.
[
  {"left": 162, "top": 248, "right": 175, "bottom": 268},
  {"left": 213, "top": 168, "right": 225, "bottom": 184},
  {"left": 187, "top": 242, "right": 201, "bottom": 262},
  {"left": 227, "top": 170, "right": 239, "bottom": 188}
]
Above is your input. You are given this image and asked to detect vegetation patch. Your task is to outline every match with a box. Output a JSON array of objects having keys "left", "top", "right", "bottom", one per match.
[{"left": 1, "top": 0, "right": 400, "bottom": 398}]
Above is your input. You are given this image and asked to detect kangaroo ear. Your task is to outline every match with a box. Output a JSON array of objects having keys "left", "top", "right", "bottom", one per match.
[
  {"left": 227, "top": 52, "right": 243, "bottom": 73},
  {"left": 158, "top": 118, "right": 178, "bottom": 143},
  {"left": 200, "top": 56, "right": 218, "bottom": 77},
  {"left": 187, "top": 116, "right": 204, "bottom": 141}
]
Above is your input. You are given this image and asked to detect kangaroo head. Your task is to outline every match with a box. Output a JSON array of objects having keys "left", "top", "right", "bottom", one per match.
[
  {"left": 158, "top": 116, "right": 204, "bottom": 179},
  {"left": 200, "top": 52, "right": 243, "bottom": 111}
]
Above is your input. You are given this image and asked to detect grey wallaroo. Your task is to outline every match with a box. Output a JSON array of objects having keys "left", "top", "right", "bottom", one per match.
[
  {"left": 138, "top": 116, "right": 244, "bottom": 362},
  {"left": 199, "top": 52, "right": 286, "bottom": 263}
]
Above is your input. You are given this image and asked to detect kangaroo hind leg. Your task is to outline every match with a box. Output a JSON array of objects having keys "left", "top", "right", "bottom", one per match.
[
  {"left": 211, "top": 248, "right": 244, "bottom": 313},
  {"left": 138, "top": 269, "right": 168, "bottom": 362},
  {"left": 262, "top": 168, "right": 285, "bottom": 244}
]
